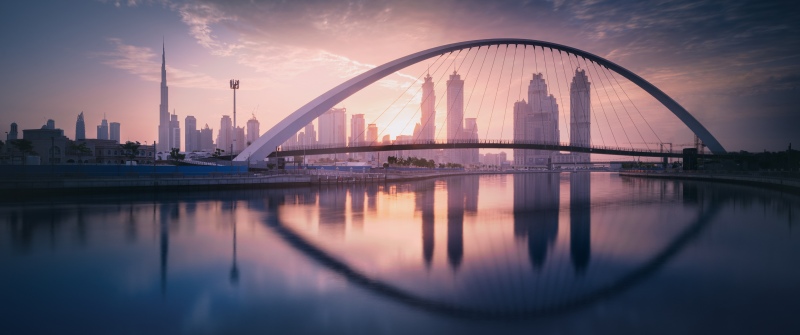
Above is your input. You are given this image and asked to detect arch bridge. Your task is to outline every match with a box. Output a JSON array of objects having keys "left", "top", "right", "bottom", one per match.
[{"left": 236, "top": 39, "right": 725, "bottom": 162}]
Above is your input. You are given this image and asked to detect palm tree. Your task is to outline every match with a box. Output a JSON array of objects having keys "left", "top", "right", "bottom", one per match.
[
  {"left": 169, "top": 148, "right": 185, "bottom": 162},
  {"left": 120, "top": 141, "right": 141, "bottom": 162},
  {"left": 70, "top": 142, "right": 92, "bottom": 164},
  {"left": 10, "top": 139, "right": 34, "bottom": 165}
]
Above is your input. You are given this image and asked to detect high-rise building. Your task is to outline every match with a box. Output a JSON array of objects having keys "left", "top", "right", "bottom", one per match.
[
  {"left": 97, "top": 114, "right": 109, "bottom": 140},
  {"left": 447, "top": 71, "right": 465, "bottom": 163},
  {"left": 303, "top": 123, "right": 316, "bottom": 146},
  {"left": 419, "top": 73, "right": 436, "bottom": 160},
  {"left": 350, "top": 113, "right": 365, "bottom": 160},
  {"left": 217, "top": 115, "right": 233, "bottom": 154},
  {"left": 75, "top": 112, "right": 85, "bottom": 140},
  {"left": 46, "top": 119, "right": 55, "bottom": 130},
  {"left": 514, "top": 73, "right": 560, "bottom": 167},
  {"left": 169, "top": 110, "right": 180, "bottom": 151},
  {"left": 366, "top": 123, "right": 378, "bottom": 162},
  {"left": 185, "top": 116, "right": 197, "bottom": 152},
  {"left": 7, "top": 122, "right": 18, "bottom": 141},
  {"left": 157, "top": 42, "right": 170, "bottom": 153},
  {"left": 570, "top": 69, "right": 591, "bottom": 163},
  {"left": 318, "top": 107, "right": 346, "bottom": 160},
  {"left": 233, "top": 126, "right": 245, "bottom": 154},
  {"left": 464, "top": 118, "right": 479, "bottom": 164},
  {"left": 200, "top": 124, "right": 214, "bottom": 152},
  {"left": 110, "top": 122, "right": 120, "bottom": 143},
  {"left": 246, "top": 115, "right": 260, "bottom": 146}
]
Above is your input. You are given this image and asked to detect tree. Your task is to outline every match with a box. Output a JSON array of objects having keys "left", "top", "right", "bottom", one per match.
[
  {"left": 10, "top": 139, "right": 35, "bottom": 165},
  {"left": 120, "top": 141, "right": 141, "bottom": 161},
  {"left": 70, "top": 142, "right": 92, "bottom": 164},
  {"left": 169, "top": 148, "right": 185, "bottom": 162}
]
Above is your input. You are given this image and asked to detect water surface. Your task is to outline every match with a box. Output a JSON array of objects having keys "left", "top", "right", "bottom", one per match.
[{"left": 2, "top": 173, "right": 799, "bottom": 334}]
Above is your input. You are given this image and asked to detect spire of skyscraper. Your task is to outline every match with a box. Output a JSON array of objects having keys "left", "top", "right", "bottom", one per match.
[{"left": 157, "top": 40, "right": 170, "bottom": 152}]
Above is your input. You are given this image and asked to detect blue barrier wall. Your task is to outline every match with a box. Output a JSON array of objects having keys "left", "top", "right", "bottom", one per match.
[{"left": 0, "top": 165, "right": 247, "bottom": 177}]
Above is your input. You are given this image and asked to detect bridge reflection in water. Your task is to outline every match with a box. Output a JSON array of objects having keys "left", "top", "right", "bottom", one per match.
[{"left": 269, "top": 173, "right": 720, "bottom": 319}]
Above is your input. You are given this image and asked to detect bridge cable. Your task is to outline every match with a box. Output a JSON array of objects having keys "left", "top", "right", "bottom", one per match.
[
  {"left": 556, "top": 50, "right": 573, "bottom": 142},
  {"left": 592, "top": 63, "right": 635, "bottom": 151},
  {"left": 394, "top": 48, "right": 475, "bottom": 143},
  {"left": 413, "top": 46, "right": 482, "bottom": 147},
  {"left": 569, "top": 55, "right": 606, "bottom": 147},
  {"left": 496, "top": 44, "right": 525, "bottom": 138},
  {"left": 607, "top": 70, "right": 663, "bottom": 145},
  {"left": 354, "top": 52, "right": 446, "bottom": 146},
  {"left": 454, "top": 45, "right": 492, "bottom": 145},
  {"left": 584, "top": 58, "right": 618, "bottom": 148},
  {"left": 597, "top": 64, "right": 650, "bottom": 151},
  {"left": 541, "top": 47, "right": 558, "bottom": 148},
  {"left": 438, "top": 45, "right": 498, "bottom": 141},
  {"left": 576, "top": 56, "right": 609, "bottom": 148},
  {"left": 486, "top": 44, "right": 515, "bottom": 140},
  {"left": 566, "top": 53, "right": 595, "bottom": 148},
  {"left": 366, "top": 50, "right": 457, "bottom": 146},
  {"left": 565, "top": 53, "right": 587, "bottom": 147},
  {"left": 375, "top": 49, "right": 462, "bottom": 145},
  {"left": 484, "top": 44, "right": 511, "bottom": 141}
]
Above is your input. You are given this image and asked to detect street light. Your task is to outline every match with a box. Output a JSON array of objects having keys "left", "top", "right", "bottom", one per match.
[{"left": 230, "top": 79, "right": 239, "bottom": 156}]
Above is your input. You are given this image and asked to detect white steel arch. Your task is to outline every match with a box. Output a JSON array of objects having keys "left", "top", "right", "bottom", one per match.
[{"left": 235, "top": 39, "right": 725, "bottom": 161}]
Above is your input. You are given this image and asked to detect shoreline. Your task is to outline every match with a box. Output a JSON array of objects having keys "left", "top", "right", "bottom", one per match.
[
  {"left": 619, "top": 171, "right": 800, "bottom": 194},
  {"left": 0, "top": 169, "right": 567, "bottom": 198}
]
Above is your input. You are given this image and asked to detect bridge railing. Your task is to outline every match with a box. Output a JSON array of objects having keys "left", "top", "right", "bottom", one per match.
[{"left": 278, "top": 139, "right": 688, "bottom": 156}]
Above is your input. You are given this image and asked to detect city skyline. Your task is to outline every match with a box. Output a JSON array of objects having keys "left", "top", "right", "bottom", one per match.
[{"left": 1, "top": 1, "right": 798, "bottom": 152}]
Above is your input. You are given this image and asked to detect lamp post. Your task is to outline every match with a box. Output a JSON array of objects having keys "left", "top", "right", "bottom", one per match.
[{"left": 230, "top": 79, "right": 239, "bottom": 156}]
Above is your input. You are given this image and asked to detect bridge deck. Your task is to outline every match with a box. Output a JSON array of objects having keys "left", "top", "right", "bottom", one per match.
[{"left": 268, "top": 140, "right": 700, "bottom": 159}]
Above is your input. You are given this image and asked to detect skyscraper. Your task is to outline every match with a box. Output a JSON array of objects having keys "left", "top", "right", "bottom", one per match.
[
  {"left": 366, "top": 123, "right": 378, "bottom": 162},
  {"left": 97, "top": 114, "right": 109, "bottom": 140},
  {"left": 419, "top": 73, "right": 436, "bottom": 160},
  {"left": 200, "top": 124, "right": 214, "bottom": 152},
  {"left": 514, "top": 73, "right": 560, "bottom": 167},
  {"left": 75, "top": 112, "right": 85, "bottom": 140},
  {"left": 570, "top": 69, "right": 591, "bottom": 163},
  {"left": 185, "top": 115, "right": 197, "bottom": 152},
  {"left": 350, "top": 113, "right": 365, "bottom": 160},
  {"left": 303, "top": 123, "right": 316, "bottom": 146},
  {"left": 464, "top": 118, "right": 479, "bottom": 164},
  {"left": 110, "top": 122, "right": 120, "bottom": 143},
  {"left": 157, "top": 41, "right": 170, "bottom": 152},
  {"left": 169, "top": 110, "right": 180, "bottom": 151},
  {"left": 246, "top": 115, "right": 260, "bottom": 146},
  {"left": 217, "top": 115, "right": 232, "bottom": 154},
  {"left": 318, "top": 107, "right": 346, "bottom": 160},
  {"left": 447, "top": 71, "right": 464, "bottom": 163},
  {"left": 233, "top": 126, "right": 245, "bottom": 154}
]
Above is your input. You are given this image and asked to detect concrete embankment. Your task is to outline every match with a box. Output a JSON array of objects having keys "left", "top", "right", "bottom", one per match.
[
  {"left": 1, "top": 174, "right": 313, "bottom": 196},
  {"left": 619, "top": 171, "right": 800, "bottom": 194}
]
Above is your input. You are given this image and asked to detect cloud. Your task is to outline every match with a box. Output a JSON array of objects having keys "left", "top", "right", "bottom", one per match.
[{"left": 96, "top": 38, "right": 220, "bottom": 90}]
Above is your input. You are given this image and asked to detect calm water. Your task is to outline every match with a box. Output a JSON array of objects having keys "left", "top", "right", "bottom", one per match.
[{"left": 2, "top": 172, "right": 799, "bottom": 334}]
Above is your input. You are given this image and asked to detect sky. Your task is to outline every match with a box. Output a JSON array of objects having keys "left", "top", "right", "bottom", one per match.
[{"left": 1, "top": 0, "right": 798, "bottom": 152}]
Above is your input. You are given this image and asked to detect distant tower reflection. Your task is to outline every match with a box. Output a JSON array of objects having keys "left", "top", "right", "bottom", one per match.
[
  {"left": 159, "top": 203, "right": 170, "bottom": 298},
  {"left": 229, "top": 217, "right": 239, "bottom": 286},
  {"left": 513, "top": 173, "right": 560, "bottom": 271},
  {"left": 447, "top": 178, "right": 464, "bottom": 271},
  {"left": 570, "top": 172, "right": 591, "bottom": 275},
  {"left": 350, "top": 185, "right": 366, "bottom": 231},
  {"left": 414, "top": 180, "right": 436, "bottom": 268},
  {"left": 319, "top": 185, "right": 347, "bottom": 238}
]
